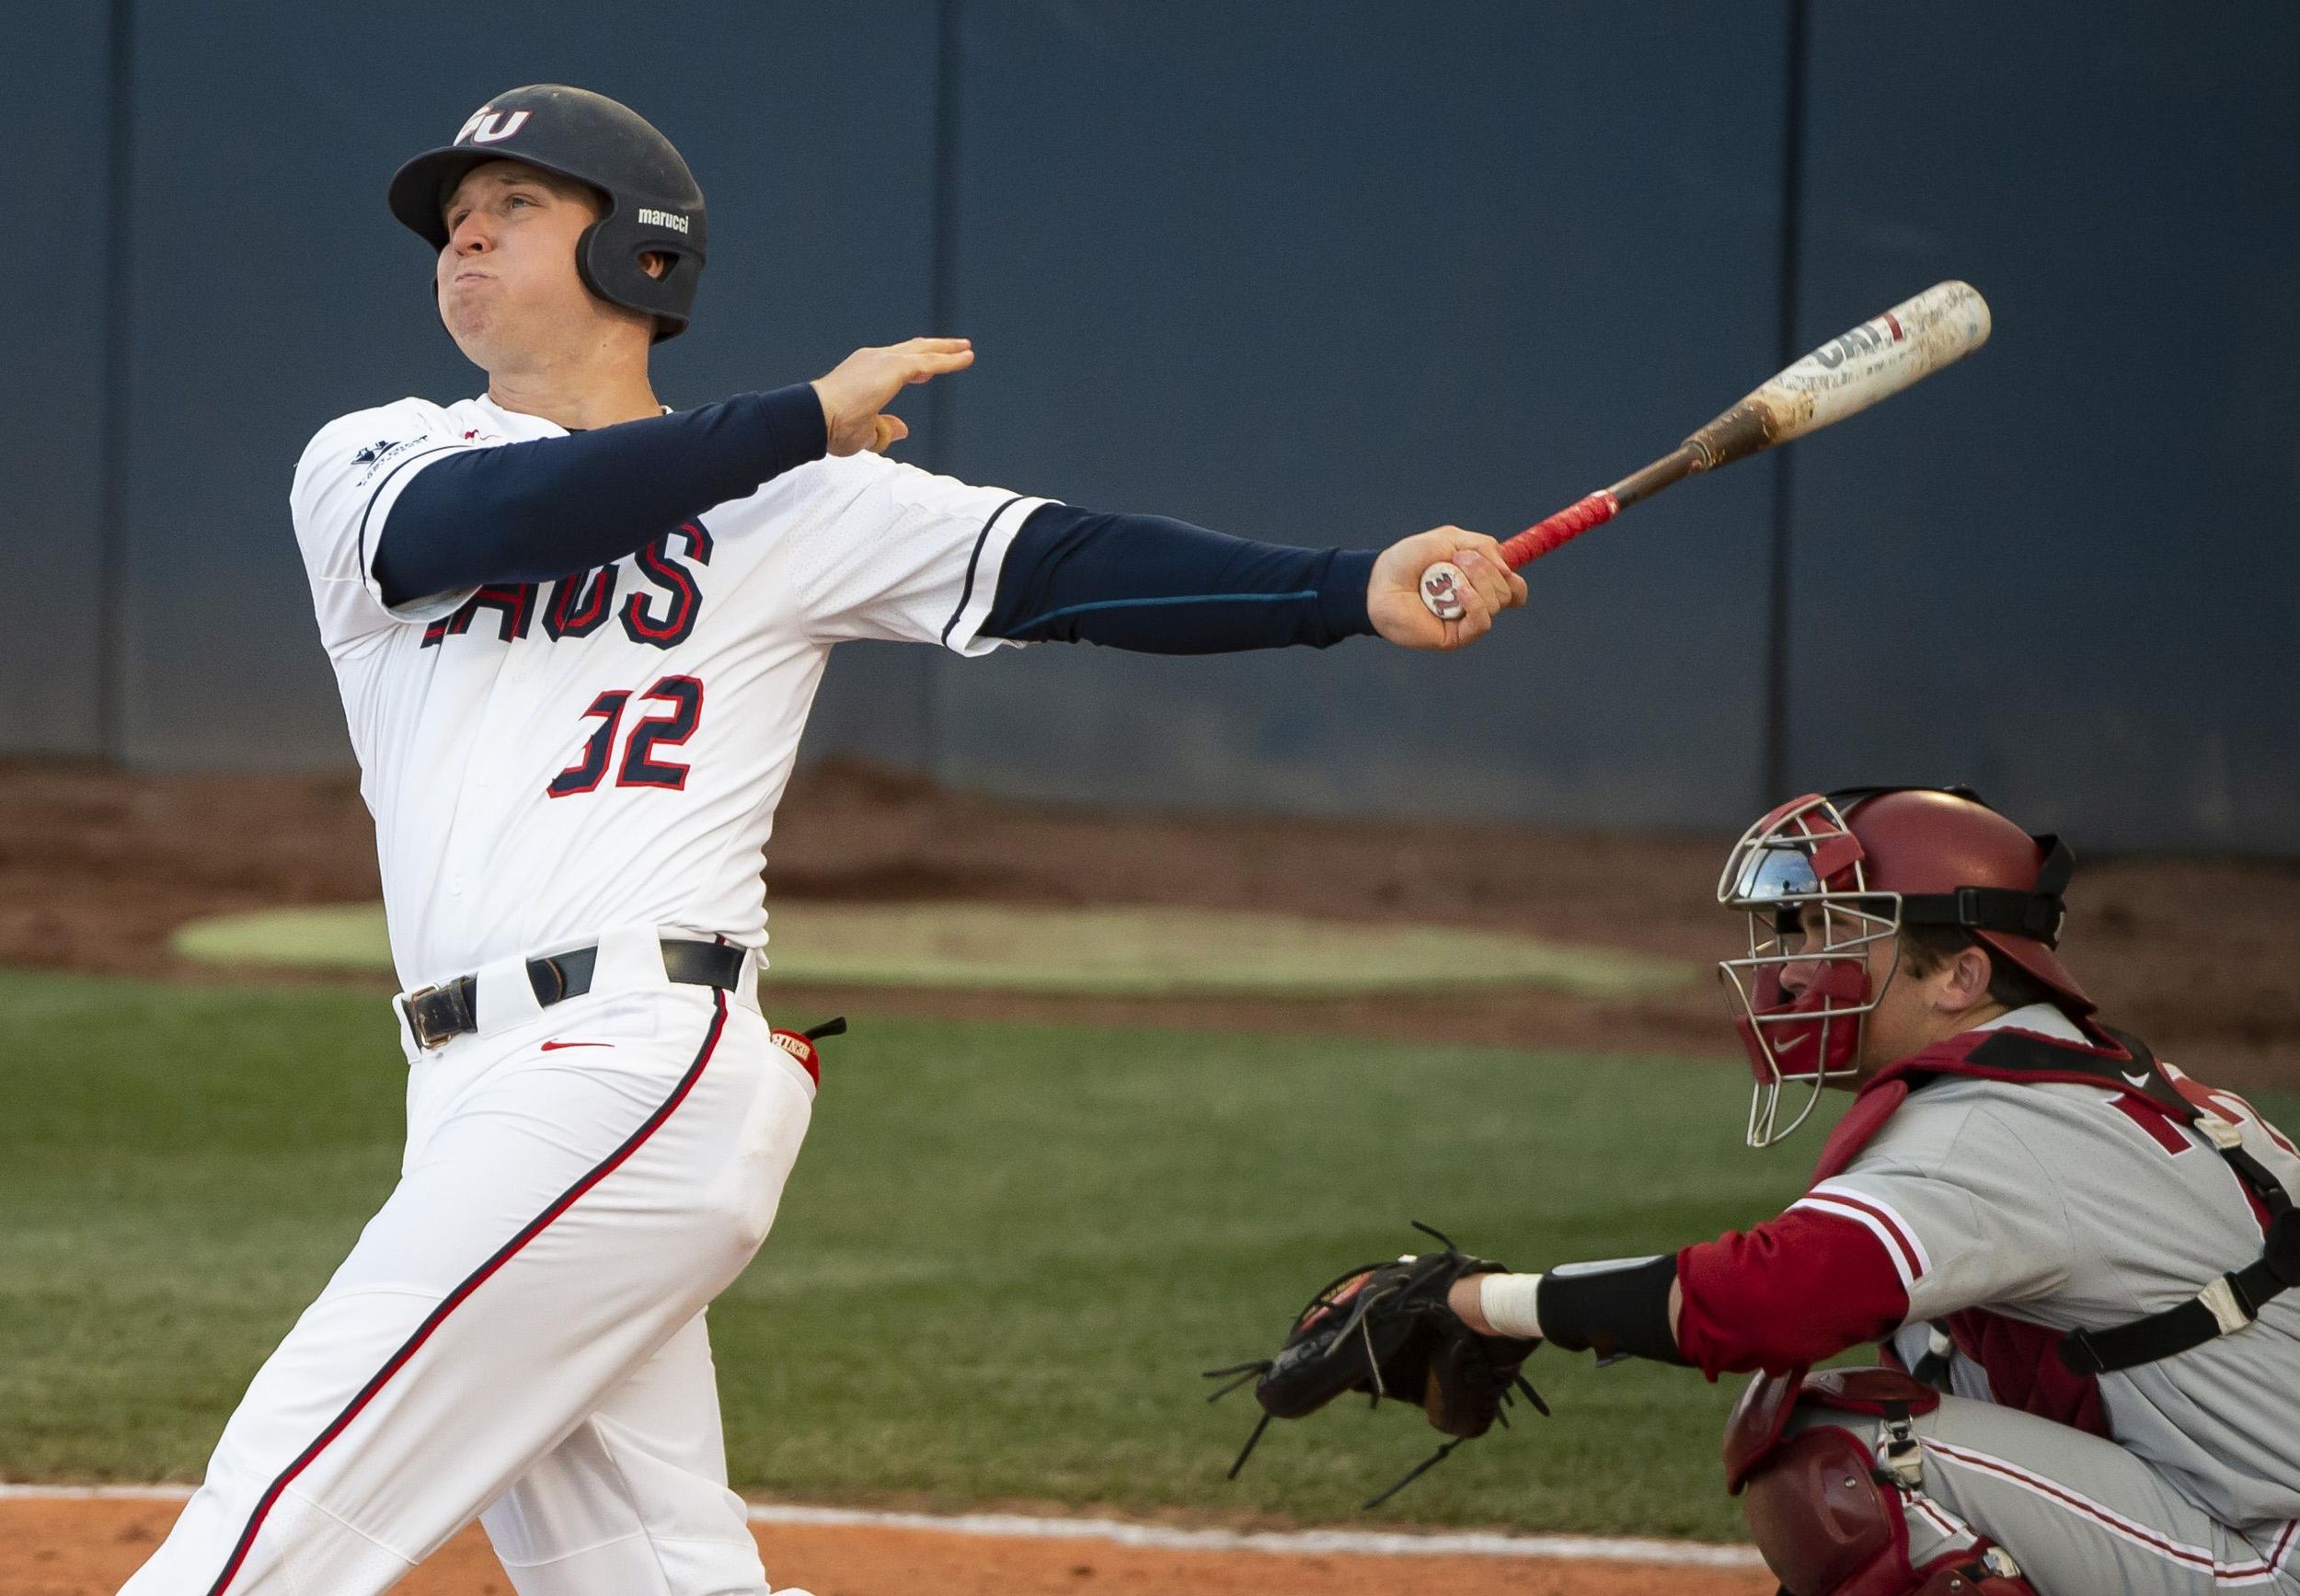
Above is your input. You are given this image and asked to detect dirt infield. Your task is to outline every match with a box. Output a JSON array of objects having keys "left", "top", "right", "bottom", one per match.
[
  {"left": 1, "top": 1498, "right": 1774, "bottom": 1596},
  {"left": 2, "top": 757, "right": 2294, "bottom": 1084}
]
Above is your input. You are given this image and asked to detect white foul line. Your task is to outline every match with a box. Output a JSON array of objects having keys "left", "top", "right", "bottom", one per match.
[
  {"left": 743, "top": 1504, "right": 1764, "bottom": 1566},
  {"left": 0, "top": 1484, "right": 1763, "bottom": 1568}
]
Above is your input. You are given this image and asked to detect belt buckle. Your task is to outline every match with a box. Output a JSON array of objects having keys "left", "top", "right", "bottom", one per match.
[
  {"left": 529, "top": 956, "right": 568, "bottom": 1005},
  {"left": 401, "top": 985, "right": 453, "bottom": 1051}
]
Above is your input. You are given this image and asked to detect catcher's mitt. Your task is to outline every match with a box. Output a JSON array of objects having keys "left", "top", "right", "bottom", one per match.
[{"left": 1205, "top": 1223, "right": 1547, "bottom": 1507}]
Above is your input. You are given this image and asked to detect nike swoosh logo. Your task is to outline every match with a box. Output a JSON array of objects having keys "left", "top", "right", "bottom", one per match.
[
  {"left": 540, "top": 1039, "right": 613, "bottom": 1051},
  {"left": 2121, "top": 1070, "right": 2152, "bottom": 1088}
]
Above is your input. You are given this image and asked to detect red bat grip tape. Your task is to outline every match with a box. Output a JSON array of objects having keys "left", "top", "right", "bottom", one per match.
[{"left": 1498, "top": 490, "right": 1619, "bottom": 570}]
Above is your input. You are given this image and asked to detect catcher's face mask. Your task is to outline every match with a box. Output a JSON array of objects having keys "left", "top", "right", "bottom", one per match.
[{"left": 1717, "top": 794, "right": 1900, "bottom": 1149}]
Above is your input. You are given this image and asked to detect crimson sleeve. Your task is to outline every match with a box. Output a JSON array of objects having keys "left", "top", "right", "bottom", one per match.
[{"left": 1673, "top": 1207, "right": 1912, "bottom": 1379}]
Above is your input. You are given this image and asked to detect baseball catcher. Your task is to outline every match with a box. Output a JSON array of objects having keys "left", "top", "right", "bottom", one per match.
[{"left": 1228, "top": 787, "right": 2300, "bottom": 1596}]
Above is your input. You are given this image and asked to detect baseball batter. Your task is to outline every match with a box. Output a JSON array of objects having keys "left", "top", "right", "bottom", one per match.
[
  {"left": 119, "top": 84, "right": 1524, "bottom": 1596},
  {"left": 1425, "top": 787, "right": 2300, "bottom": 1594}
]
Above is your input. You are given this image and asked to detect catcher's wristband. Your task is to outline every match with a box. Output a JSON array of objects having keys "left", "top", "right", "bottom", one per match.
[
  {"left": 1536, "top": 1255, "right": 1688, "bottom": 1365},
  {"left": 1478, "top": 1272, "right": 1546, "bottom": 1339}
]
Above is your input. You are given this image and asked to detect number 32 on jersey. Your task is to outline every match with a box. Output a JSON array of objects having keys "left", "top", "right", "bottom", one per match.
[{"left": 548, "top": 675, "right": 703, "bottom": 797}]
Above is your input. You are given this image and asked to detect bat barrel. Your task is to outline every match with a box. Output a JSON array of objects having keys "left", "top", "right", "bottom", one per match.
[{"left": 1703, "top": 280, "right": 1993, "bottom": 470}]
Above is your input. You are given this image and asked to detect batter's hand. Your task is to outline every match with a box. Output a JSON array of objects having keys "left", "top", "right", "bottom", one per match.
[
  {"left": 1367, "top": 528, "right": 1526, "bottom": 649},
  {"left": 812, "top": 337, "right": 975, "bottom": 456}
]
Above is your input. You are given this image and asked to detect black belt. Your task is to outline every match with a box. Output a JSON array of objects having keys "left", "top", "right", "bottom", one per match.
[{"left": 399, "top": 937, "right": 747, "bottom": 1051}]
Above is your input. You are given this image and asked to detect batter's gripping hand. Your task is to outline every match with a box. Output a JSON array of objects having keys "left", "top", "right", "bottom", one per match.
[
  {"left": 1204, "top": 1223, "right": 1547, "bottom": 1508},
  {"left": 1367, "top": 528, "right": 1526, "bottom": 650},
  {"left": 811, "top": 337, "right": 976, "bottom": 456}
]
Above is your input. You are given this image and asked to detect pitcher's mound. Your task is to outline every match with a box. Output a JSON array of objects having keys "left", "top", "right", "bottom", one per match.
[{"left": 170, "top": 901, "right": 1696, "bottom": 999}]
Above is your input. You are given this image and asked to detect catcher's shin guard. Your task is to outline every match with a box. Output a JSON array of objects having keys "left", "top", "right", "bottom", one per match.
[{"left": 1727, "top": 1369, "right": 2036, "bottom": 1596}]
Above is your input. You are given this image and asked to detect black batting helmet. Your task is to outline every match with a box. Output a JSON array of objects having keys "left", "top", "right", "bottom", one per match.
[{"left": 387, "top": 85, "right": 707, "bottom": 341}]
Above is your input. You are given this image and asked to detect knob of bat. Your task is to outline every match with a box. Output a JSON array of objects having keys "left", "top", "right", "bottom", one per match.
[{"left": 1419, "top": 560, "right": 1469, "bottom": 621}]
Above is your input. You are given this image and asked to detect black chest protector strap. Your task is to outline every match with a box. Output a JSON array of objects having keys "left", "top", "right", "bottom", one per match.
[
  {"left": 2060, "top": 1133, "right": 2300, "bottom": 1375},
  {"left": 1988, "top": 1028, "right": 2300, "bottom": 1376}
]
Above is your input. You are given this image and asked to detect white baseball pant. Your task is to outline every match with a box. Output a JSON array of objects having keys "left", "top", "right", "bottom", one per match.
[{"left": 119, "top": 929, "right": 813, "bottom": 1596}]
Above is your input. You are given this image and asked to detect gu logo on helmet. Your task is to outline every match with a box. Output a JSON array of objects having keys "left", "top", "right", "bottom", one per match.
[{"left": 455, "top": 109, "right": 531, "bottom": 146}]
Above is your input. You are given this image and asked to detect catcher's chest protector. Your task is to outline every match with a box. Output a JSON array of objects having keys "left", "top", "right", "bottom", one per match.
[{"left": 1727, "top": 1369, "right": 2035, "bottom": 1596}]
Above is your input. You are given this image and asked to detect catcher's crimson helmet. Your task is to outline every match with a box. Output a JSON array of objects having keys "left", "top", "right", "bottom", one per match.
[
  {"left": 387, "top": 85, "right": 707, "bottom": 340},
  {"left": 1717, "top": 786, "right": 2089, "bottom": 1147}
]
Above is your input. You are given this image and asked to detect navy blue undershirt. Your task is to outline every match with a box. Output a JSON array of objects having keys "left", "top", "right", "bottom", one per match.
[
  {"left": 371, "top": 388, "right": 1376, "bottom": 650},
  {"left": 983, "top": 505, "right": 1375, "bottom": 651},
  {"left": 373, "top": 385, "right": 829, "bottom": 605}
]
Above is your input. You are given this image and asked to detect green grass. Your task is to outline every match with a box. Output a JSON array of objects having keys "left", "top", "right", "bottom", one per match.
[{"left": 19, "top": 970, "right": 2269, "bottom": 1539}]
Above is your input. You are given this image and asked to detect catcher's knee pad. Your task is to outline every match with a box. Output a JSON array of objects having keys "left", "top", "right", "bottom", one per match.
[{"left": 1724, "top": 1368, "right": 2036, "bottom": 1596}]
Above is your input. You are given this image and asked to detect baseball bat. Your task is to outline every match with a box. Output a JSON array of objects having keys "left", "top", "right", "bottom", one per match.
[{"left": 1418, "top": 280, "right": 1994, "bottom": 620}]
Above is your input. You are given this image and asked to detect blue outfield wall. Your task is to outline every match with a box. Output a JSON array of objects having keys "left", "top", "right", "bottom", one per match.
[
  {"left": 1784, "top": 2, "right": 2300, "bottom": 850},
  {"left": 2, "top": 1, "right": 2294, "bottom": 849},
  {"left": 926, "top": 3, "right": 1786, "bottom": 830},
  {"left": 0, "top": 5, "right": 112, "bottom": 755}
]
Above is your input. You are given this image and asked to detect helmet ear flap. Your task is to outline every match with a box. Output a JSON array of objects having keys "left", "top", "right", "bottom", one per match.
[
  {"left": 574, "top": 212, "right": 700, "bottom": 341},
  {"left": 570, "top": 217, "right": 640, "bottom": 333},
  {"left": 571, "top": 215, "right": 611, "bottom": 308}
]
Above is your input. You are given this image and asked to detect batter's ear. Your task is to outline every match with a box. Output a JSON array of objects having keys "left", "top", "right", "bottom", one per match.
[{"left": 638, "top": 251, "right": 670, "bottom": 281}]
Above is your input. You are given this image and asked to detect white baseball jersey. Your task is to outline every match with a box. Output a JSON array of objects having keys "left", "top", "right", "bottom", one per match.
[{"left": 290, "top": 393, "right": 1051, "bottom": 988}]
